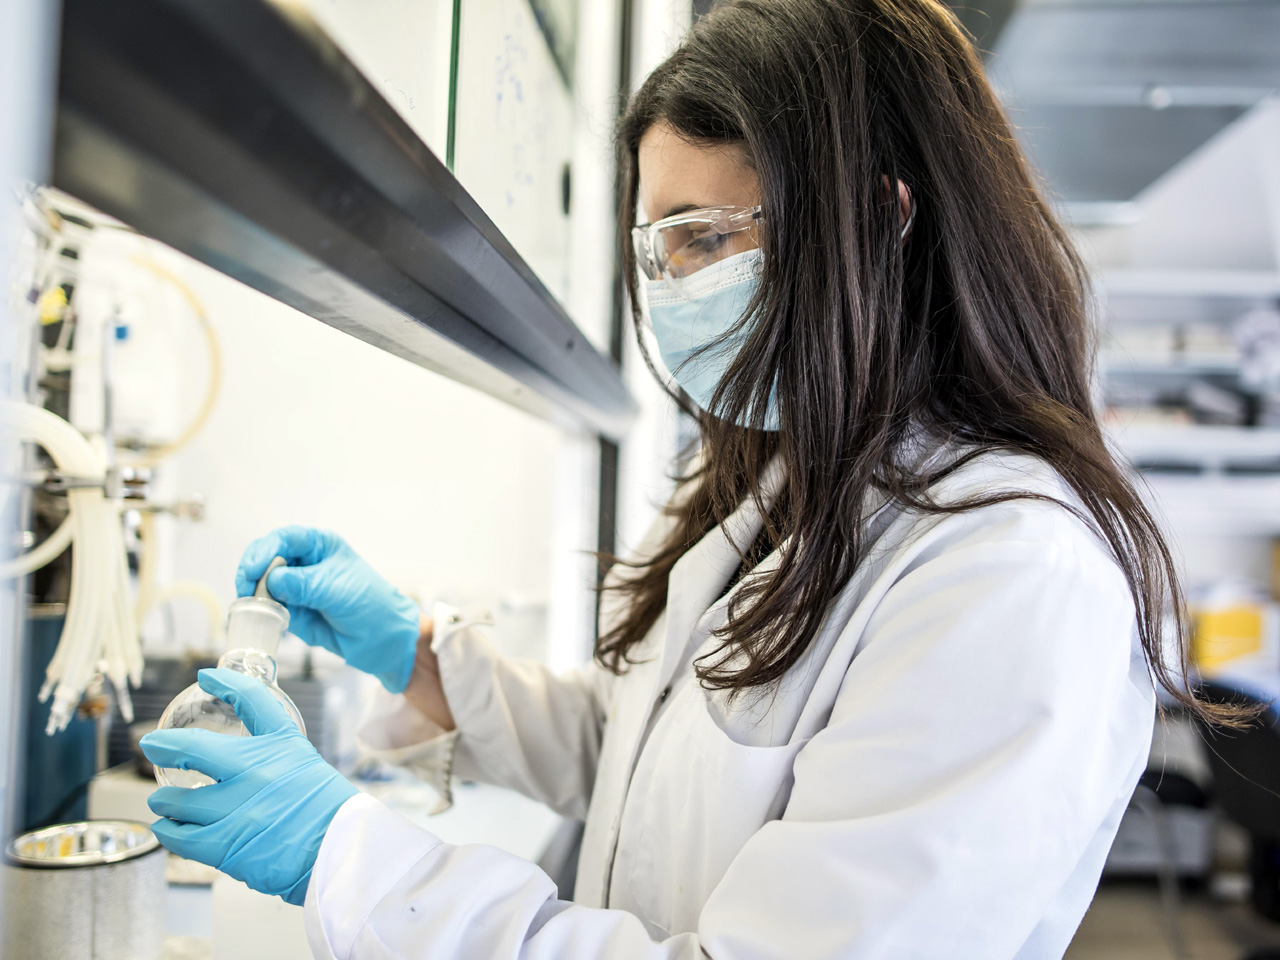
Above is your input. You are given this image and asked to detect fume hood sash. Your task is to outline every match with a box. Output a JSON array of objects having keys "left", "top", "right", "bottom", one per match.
[{"left": 53, "top": 0, "right": 637, "bottom": 440}]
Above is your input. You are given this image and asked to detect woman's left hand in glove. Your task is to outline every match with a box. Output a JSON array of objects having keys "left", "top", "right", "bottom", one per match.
[{"left": 140, "top": 667, "right": 358, "bottom": 905}]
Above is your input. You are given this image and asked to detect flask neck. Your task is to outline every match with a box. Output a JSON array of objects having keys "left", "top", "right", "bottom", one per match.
[
  {"left": 217, "top": 647, "right": 278, "bottom": 684},
  {"left": 222, "top": 596, "right": 289, "bottom": 661}
]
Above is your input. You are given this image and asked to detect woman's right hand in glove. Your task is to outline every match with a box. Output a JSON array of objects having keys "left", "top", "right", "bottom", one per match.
[{"left": 235, "top": 526, "right": 421, "bottom": 694}]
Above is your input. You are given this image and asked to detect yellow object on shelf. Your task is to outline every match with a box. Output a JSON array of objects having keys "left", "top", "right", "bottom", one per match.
[
  {"left": 1192, "top": 604, "right": 1265, "bottom": 670},
  {"left": 37, "top": 286, "right": 67, "bottom": 324}
]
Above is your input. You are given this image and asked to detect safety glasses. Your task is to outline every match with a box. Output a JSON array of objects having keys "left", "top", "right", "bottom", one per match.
[{"left": 632, "top": 205, "right": 763, "bottom": 289}]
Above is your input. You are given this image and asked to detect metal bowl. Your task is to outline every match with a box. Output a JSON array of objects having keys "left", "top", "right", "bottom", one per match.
[{"left": 4, "top": 820, "right": 159, "bottom": 869}]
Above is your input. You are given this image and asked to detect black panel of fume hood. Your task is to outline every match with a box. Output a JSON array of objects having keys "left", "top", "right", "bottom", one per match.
[
  {"left": 992, "top": 1, "right": 1280, "bottom": 96},
  {"left": 988, "top": 0, "right": 1280, "bottom": 212},
  {"left": 1011, "top": 103, "right": 1246, "bottom": 203},
  {"left": 53, "top": 0, "right": 636, "bottom": 440}
]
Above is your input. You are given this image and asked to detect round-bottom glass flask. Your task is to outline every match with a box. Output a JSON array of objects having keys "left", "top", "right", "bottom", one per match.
[{"left": 153, "top": 595, "right": 305, "bottom": 788}]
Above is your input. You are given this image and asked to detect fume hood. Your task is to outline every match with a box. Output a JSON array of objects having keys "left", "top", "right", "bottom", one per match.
[{"left": 55, "top": 0, "right": 636, "bottom": 438}]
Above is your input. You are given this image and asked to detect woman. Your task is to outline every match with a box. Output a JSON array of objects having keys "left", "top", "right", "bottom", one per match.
[{"left": 141, "top": 1, "right": 1223, "bottom": 956}]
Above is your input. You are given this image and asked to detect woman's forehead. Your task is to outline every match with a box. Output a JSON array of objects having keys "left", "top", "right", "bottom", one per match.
[{"left": 637, "top": 122, "right": 759, "bottom": 223}]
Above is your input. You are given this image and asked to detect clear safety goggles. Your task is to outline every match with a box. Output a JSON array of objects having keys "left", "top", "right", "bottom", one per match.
[{"left": 632, "top": 205, "right": 763, "bottom": 288}]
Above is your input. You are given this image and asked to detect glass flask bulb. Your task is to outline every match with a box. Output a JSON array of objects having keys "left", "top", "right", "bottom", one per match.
[{"left": 153, "top": 595, "right": 305, "bottom": 789}]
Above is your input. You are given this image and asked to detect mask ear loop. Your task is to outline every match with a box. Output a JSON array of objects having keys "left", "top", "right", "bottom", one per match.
[{"left": 899, "top": 199, "right": 916, "bottom": 242}]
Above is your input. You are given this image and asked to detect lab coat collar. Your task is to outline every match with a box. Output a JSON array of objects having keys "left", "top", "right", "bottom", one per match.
[
  {"left": 656, "top": 455, "right": 787, "bottom": 695},
  {"left": 653, "top": 428, "right": 952, "bottom": 695}
]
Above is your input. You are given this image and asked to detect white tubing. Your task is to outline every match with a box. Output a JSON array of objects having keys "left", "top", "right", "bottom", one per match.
[
  {"left": 0, "top": 513, "right": 72, "bottom": 579},
  {"left": 127, "top": 257, "right": 222, "bottom": 468},
  {"left": 134, "top": 511, "right": 160, "bottom": 632},
  {"left": 0, "top": 402, "right": 137, "bottom": 733},
  {"left": 144, "top": 580, "right": 226, "bottom": 651},
  {"left": 134, "top": 512, "right": 225, "bottom": 656}
]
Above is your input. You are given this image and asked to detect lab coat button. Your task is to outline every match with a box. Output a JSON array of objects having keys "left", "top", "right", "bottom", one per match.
[
  {"left": 658, "top": 685, "right": 671, "bottom": 704},
  {"left": 447, "top": 613, "right": 462, "bottom": 624}
]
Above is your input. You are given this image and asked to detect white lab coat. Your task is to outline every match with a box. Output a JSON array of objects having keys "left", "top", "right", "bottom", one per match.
[{"left": 304, "top": 447, "right": 1155, "bottom": 960}]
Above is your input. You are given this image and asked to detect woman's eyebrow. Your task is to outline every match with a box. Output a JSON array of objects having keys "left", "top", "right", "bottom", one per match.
[{"left": 660, "top": 201, "right": 703, "bottom": 219}]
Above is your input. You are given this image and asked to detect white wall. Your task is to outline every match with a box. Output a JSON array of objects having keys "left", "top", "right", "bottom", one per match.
[{"left": 127, "top": 239, "right": 564, "bottom": 663}]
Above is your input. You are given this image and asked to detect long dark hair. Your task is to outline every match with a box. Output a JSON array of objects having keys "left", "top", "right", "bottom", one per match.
[{"left": 599, "top": 0, "right": 1239, "bottom": 723}]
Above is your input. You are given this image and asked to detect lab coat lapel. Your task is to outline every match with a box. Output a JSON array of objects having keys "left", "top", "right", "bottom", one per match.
[{"left": 654, "top": 455, "right": 787, "bottom": 697}]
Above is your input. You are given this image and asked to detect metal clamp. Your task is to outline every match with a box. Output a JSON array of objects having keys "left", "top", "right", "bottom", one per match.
[
  {"left": 2, "top": 469, "right": 106, "bottom": 494},
  {"left": 133, "top": 496, "right": 206, "bottom": 521},
  {"left": 3, "top": 466, "right": 152, "bottom": 498}
]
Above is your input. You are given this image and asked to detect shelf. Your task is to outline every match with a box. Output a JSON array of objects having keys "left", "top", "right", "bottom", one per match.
[
  {"left": 1138, "top": 472, "right": 1280, "bottom": 536},
  {"left": 1107, "top": 423, "right": 1280, "bottom": 466},
  {"left": 1099, "top": 269, "right": 1280, "bottom": 300},
  {"left": 1100, "top": 350, "right": 1240, "bottom": 375},
  {"left": 1104, "top": 423, "right": 1280, "bottom": 535},
  {"left": 53, "top": 0, "right": 636, "bottom": 440}
]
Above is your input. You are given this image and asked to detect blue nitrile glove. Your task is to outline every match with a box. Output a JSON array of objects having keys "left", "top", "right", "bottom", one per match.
[
  {"left": 235, "top": 526, "right": 420, "bottom": 693},
  {"left": 141, "top": 668, "right": 358, "bottom": 906}
]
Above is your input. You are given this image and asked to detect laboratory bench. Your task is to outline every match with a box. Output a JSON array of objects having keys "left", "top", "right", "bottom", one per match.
[{"left": 88, "top": 764, "right": 565, "bottom": 959}]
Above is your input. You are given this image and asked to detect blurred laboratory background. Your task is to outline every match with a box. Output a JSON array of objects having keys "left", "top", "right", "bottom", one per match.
[{"left": 1, "top": 0, "right": 1280, "bottom": 958}]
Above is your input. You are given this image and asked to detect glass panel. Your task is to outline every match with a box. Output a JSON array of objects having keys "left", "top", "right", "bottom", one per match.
[
  {"left": 295, "top": 0, "right": 456, "bottom": 157},
  {"left": 291, "top": 0, "right": 581, "bottom": 304},
  {"left": 451, "top": 0, "right": 578, "bottom": 301},
  {"left": 528, "top": 0, "right": 578, "bottom": 87}
]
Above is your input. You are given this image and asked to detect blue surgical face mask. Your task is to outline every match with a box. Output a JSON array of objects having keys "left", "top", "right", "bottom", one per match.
[{"left": 642, "top": 248, "right": 779, "bottom": 431}]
